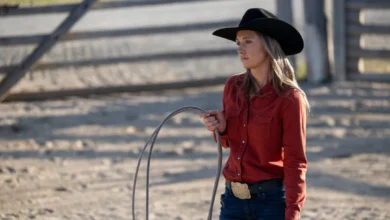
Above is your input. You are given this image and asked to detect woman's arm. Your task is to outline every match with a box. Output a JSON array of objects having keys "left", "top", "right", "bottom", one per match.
[{"left": 282, "top": 90, "right": 308, "bottom": 220}]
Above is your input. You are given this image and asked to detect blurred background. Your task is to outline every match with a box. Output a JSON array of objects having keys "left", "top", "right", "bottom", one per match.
[{"left": 0, "top": 0, "right": 389, "bottom": 219}]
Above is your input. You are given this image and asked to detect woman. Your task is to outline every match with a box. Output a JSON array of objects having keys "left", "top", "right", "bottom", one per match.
[{"left": 200, "top": 8, "right": 309, "bottom": 220}]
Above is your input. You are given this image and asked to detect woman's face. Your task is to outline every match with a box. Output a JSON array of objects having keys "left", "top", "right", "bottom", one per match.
[{"left": 236, "top": 30, "right": 269, "bottom": 69}]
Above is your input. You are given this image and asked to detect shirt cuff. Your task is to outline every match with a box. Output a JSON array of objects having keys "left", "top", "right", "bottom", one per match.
[
  {"left": 213, "top": 130, "right": 229, "bottom": 148},
  {"left": 285, "top": 207, "right": 300, "bottom": 220}
]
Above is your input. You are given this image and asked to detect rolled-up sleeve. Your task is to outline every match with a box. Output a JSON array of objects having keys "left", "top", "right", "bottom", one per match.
[{"left": 282, "top": 90, "right": 308, "bottom": 220}]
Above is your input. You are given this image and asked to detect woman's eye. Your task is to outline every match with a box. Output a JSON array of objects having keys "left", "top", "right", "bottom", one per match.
[
  {"left": 236, "top": 42, "right": 240, "bottom": 46},
  {"left": 245, "top": 40, "right": 252, "bottom": 44}
]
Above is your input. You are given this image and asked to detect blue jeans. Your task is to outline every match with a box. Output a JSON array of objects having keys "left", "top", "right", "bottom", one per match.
[{"left": 219, "top": 184, "right": 286, "bottom": 220}]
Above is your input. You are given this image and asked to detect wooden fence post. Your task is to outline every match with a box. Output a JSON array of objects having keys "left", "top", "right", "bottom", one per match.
[
  {"left": 0, "top": 0, "right": 97, "bottom": 102},
  {"left": 276, "top": 0, "right": 296, "bottom": 70},
  {"left": 304, "top": 0, "right": 331, "bottom": 83},
  {"left": 333, "top": 0, "right": 346, "bottom": 81}
]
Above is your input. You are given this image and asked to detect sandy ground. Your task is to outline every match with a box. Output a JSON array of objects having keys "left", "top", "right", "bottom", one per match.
[
  {"left": 0, "top": 81, "right": 389, "bottom": 220},
  {"left": 0, "top": 1, "right": 390, "bottom": 219}
]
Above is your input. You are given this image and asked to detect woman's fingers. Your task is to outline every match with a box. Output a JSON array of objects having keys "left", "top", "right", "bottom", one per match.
[
  {"left": 207, "top": 110, "right": 220, "bottom": 116},
  {"left": 200, "top": 111, "right": 222, "bottom": 131},
  {"left": 207, "top": 120, "right": 218, "bottom": 126},
  {"left": 199, "top": 113, "right": 208, "bottom": 118},
  {"left": 204, "top": 117, "right": 217, "bottom": 125},
  {"left": 207, "top": 124, "right": 218, "bottom": 131},
  {"left": 204, "top": 117, "right": 218, "bottom": 131}
]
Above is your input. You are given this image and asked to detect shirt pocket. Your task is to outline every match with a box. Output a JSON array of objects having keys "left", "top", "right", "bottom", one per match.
[
  {"left": 252, "top": 115, "right": 273, "bottom": 139},
  {"left": 225, "top": 107, "right": 239, "bottom": 117},
  {"left": 224, "top": 107, "right": 240, "bottom": 136}
]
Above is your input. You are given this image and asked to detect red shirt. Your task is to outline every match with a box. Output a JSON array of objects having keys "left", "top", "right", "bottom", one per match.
[{"left": 213, "top": 73, "right": 307, "bottom": 220}]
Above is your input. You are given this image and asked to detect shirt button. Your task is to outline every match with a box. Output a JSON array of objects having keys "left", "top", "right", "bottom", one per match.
[
  {"left": 237, "top": 173, "right": 240, "bottom": 176},
  {"left": 243, "top": 124, "right": 246, "bottom": 127},
  {"left": 242, "top": 140, "right": 245, "bottom": 144},
  {"left": 237, "top": 157, "right": 240, "bottom": 160}
]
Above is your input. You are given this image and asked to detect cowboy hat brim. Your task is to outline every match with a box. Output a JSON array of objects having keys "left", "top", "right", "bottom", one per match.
[{"left": 212, "top": 18, "right": 304, "bottom": 56}]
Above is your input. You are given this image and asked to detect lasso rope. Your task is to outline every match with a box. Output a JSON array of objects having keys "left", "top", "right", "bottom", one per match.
[{"left": 132, "top": 106, "right": 223, "bottom": 220}]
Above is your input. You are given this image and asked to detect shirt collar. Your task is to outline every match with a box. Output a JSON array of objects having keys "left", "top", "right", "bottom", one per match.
[
  {"left": 258, "top": 81, "right": 275, "bottom": 96},
  {"left": 234, "top": 74, "right": 278, "bottom": 100}
]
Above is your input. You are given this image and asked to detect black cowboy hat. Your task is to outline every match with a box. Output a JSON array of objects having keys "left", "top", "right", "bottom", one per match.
[{"left": 212, "top": 8, "right": 304, "bottom": 56}]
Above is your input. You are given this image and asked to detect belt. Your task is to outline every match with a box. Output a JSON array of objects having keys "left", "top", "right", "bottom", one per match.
[{"left": 225, "top": 178, "right": 283, "bottom": 195}]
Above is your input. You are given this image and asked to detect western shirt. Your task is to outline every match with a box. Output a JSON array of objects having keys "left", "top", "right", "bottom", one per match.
[{"left": 213, "top": 73, "right": 307, "bottom": 220}]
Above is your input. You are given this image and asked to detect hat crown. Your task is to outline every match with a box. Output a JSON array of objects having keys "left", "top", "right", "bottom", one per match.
[
  {"left": 212, "top": 7, "right": 304, "bottom": 56},
  {"left": 239, "top": 8, "right": 278, "bottom": 26}
]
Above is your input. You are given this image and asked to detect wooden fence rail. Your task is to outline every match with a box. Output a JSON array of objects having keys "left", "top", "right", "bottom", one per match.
[
  {"left": 0, "top": 49, "right": 238, "bottom": 74},
  {"left": 345, "top": 0, "right": 390, "bottom": 9},
  {"left": 0, "top": 19, "right": 238, "bottom": 46},
  {"left": 0, "top": 0, "right": 98, "bottom": 101},
  {"left": 4, "top": 76, "right": 229, "bottom": 102},
  {"left": 0, "top": 0, "right": 218, "bottom": 16},
  {"left": 333, "top": 0, "right": 390, "bottom": 81},
  {"left": 0, "top": 0, "right": 234, "bottom": 102}
]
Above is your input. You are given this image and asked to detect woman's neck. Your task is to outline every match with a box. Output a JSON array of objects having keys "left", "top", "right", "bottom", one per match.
[{"left": 250, "top": 62, "right": 271, "bottom": 89}]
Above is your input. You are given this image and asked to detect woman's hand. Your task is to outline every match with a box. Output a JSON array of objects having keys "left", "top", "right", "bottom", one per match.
[{"left": 199, "top": 110, "right": 227, "bottom": 134}]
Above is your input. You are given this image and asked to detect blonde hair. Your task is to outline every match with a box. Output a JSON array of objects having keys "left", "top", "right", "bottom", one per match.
[{"left": 241, "top": 33, "right": 310, "bottom": 113}]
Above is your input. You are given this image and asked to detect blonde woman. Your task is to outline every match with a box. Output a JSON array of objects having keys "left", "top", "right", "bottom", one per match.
[{"left": 200, "top": 8, "right": 309, "bottom": 220}]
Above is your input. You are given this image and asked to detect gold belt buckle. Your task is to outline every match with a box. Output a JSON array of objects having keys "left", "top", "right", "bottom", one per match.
[{"left": 231, "top": 182, "right": 251, "bottom": 199}]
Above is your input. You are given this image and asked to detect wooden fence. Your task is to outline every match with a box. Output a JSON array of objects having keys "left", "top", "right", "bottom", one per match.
[
  {"left": 333, "top": 0, "right": 390, "bottom": 81},
  {"left": 1, "top": 0, "right": 389, "bottom": 102},
  {"left": 0, "top": 0, "right": 235, "bottom": 102}
]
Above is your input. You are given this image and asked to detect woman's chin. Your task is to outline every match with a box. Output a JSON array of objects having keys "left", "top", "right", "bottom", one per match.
[{"left": 241, "top": 64, "right": 253, "bottom": 69}]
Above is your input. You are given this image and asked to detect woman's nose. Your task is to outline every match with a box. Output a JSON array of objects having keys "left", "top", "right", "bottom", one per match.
[{"left": 238, "top": 46, "right": 245, "bottom": 55}]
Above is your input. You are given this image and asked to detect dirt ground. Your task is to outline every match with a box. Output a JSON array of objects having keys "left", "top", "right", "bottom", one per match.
[
  {"left": 0, "top": 1, "right": 389, "bottom": 219},
  {"left": 0, "top": 80, "right": 389, "bottom": 220}
]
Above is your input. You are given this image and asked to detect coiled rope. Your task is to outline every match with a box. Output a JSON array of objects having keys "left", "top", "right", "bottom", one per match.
[{"left": 132, "top": 106, "right": 223, "bottom": 220}]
